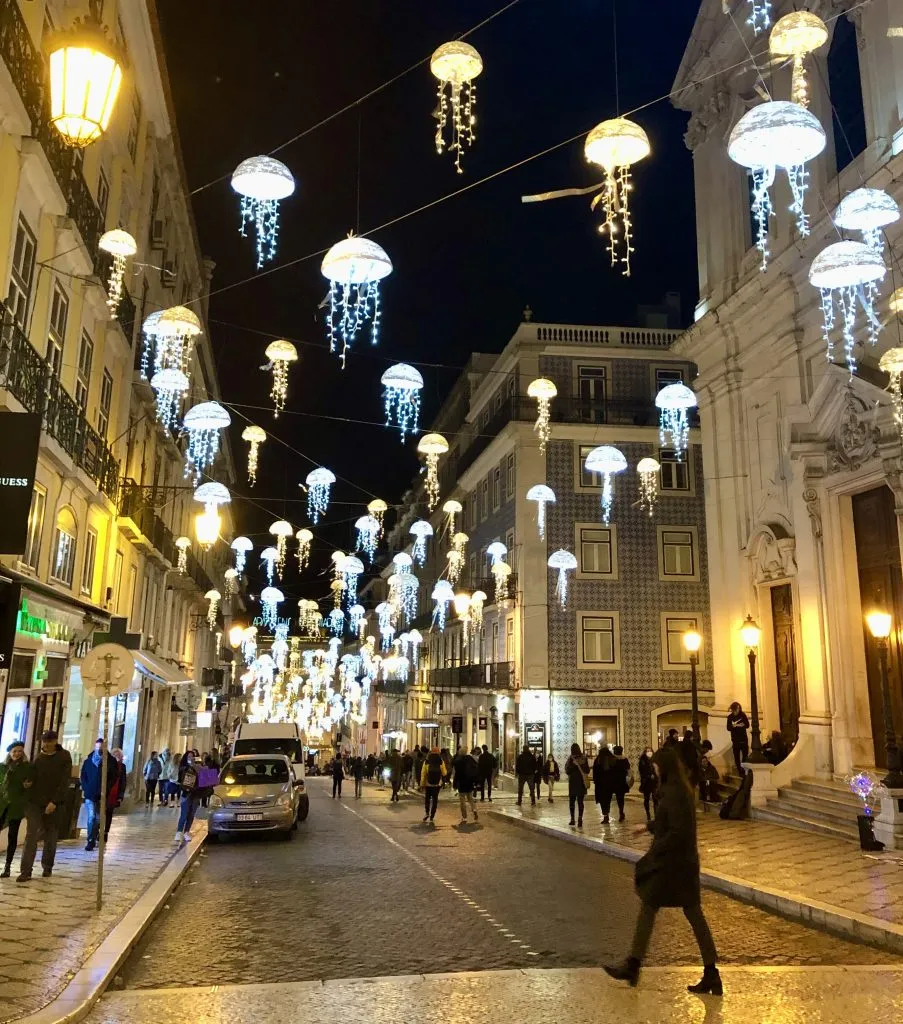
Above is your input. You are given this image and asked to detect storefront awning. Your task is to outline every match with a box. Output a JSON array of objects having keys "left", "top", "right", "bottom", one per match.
[{"left": 133, "top": 651, "right": 193, "bottom": 686}]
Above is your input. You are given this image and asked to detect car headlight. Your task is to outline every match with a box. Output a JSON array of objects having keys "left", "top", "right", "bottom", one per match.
[
  {"left": 209, "top": 795, "right": 224, "bottom": 809},
  {"left": 276, "top": 793, "right": 293, "bottom": 808}
]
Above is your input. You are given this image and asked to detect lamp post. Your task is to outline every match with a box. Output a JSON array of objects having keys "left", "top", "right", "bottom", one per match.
[
  {"left": 740, "top": 615, "right": 767, "bottom": 764},
  {"left": 683, "top": 629, "right": 702, "bottom": 742},
  {"left": 865, "top": 611, "right": 903, "bottom": 788}
]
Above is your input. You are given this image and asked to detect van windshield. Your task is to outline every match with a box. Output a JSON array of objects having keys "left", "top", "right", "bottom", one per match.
[
  {"left": 221, "top": 758, "right": 290, "bottom": 785},
  {"left": 233, "top": 737, "right": 303, "bottom": 762}
]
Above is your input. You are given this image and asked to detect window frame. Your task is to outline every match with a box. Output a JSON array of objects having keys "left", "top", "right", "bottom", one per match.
[
  {"left": 505, "top": 616, "right": 514, "bottom": 662},
  {"left": 658, "top": 446, "right": 695, "bottom": 495},
  {"left": 575, "top": 443, "right": 607, "bottom": 493},
  {"left": 577, "top": 611, "right": 621, "bottom": 670},
  {"left": 660, "top": 612, "right": 705, "bottom": 671},
  {"left": 505, "top": 452, "right": 515, "bottom": 500},
  {"left": 75, "top": 330, "right": 94, "bottom": 412},
  {"left": 127, "top": 89, "right": 142, "bottom": 162},
  {"left": 480, "top": 479, "right": 489, "bottom": 521},
  {"left": 47, "top": 282, "right": 69, "bottom": 378},
  {"left": 50, "top": 509, "right": 78, "bottom": 587},
  {"left": 492, "top": 467, "right": 501, "bottom": 511},
  {"left": 652, "top": 365, "right": 685, "bottom": 397},
  {"left": 657, "top": 525, "right": 700, "bottom": 582},
  {"left": 96, "top": 168, "right": 110, "bottom": 226},
  {"left": 575, "top": 522, "right": 618, "bottom": 580},
  {"left": 8, "top": 214, "right": 37, "bottom": 330},
  {"left": 80, "top": 526, "right": 98, "bottom": 596},
  {"left": 22, "top": 485, "right": 47, "bottom": 571},
  {"left": 98, "top": 368, "right": 113, "bottom": 438}
]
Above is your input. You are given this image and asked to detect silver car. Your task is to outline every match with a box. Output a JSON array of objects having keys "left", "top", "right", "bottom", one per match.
[{"left": 207, "top": 754, "right": 304, "bottom": 839}]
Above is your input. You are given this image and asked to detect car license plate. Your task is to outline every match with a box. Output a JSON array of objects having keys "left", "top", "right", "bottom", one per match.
[{"left": 236, "top": 813, "right": 263, "bottom": 822}]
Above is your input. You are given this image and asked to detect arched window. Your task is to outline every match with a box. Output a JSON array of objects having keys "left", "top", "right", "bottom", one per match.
[
  {"left": 50, "top": 507, "right": 77, "bottom": 586},
  {"left": 827, "top": 15, "right": 867, "bottom": 173}
]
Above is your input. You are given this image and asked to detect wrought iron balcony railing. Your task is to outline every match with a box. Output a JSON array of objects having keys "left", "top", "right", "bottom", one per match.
[{"left": 426, "top": 662, "right": 516, "bottom": 692}]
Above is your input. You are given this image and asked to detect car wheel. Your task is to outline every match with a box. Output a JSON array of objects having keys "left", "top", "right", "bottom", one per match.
[{"left": 297, "top": 797, "right": 310, "bottom": 823}]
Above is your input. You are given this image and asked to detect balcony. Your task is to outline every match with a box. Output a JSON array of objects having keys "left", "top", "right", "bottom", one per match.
[
  {"left": 473, "top": 575, "right": 518, "bottom": 605},
  {"left": 427, "top": 662, "right": 516, "bottom": 692},
  {"left": 118, "top": 479, "right": 176, "bottom": 565}
]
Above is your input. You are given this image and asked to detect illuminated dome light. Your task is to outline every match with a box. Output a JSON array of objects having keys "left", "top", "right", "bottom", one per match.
[
  {"left": 98, "top": 229, "right": 137, "bottom": 315},
  {"left": 326, "top": 608, "right": 345, "bottom": 638},
  {"left": 584, "top": 445, "right": 627, "bottom": 525},
  {"left": 298, "top": 599, "right": 322, "bottom": 637},
  {"left": 744, "top": 0, "right": 771, "bottom": 36},
  {"left": 486, "top": 541, "right": 507, "bottom": 567},
  {"left": 182, "top": 402, "right": 230, "bottom": 483},
  {"left": 525, "top": 484, "right": 556, "bottom": 540},
  {"left": 809, "top": 240, "right": 886, "bottom": 372},
  {"left": 241, "top": 425, "right": 266, "bottom": 486},
  {"left": 355, "top": 515, "right": 381, "bottom": 563},
  {"left": 443, "top": 499, "right": 463, "bottom": 537},
  {"left": 393, "top": 552, "right": 414, "bottom": 572},
  {"left": 231, "top": 535, "right": 253, "bottom": 574},
  {"left": 260, "top": 546, "right": 279, "bottom": 586},
  {"left": 835, "top": 188, "right": 899, "bottom": 255},
  {"left": 304, "top": 467, "right": 335, "bottom": 524},
  {"left": 149, "top": 367, "right": 189, "bottom": 430},
  {"left": 349, "top": 603, "right": 366, "bottom": 638},
  {"left": 470, "top": 590, "right": 487, "bottom": 633},
  {"left": 175, "top": 535, "right": 191, "bottom": 574},
  {"left": 446, "top": 549, "right": 464, "bottom": 586},
  {"left": 880, "top": 348, "right": 903, "bottom": 446},
  {"left": 231, "top": 156, "right": 295, "bottom": 268},
  {"left": 321, "top": 235, "right": 393, "bottom": 367},
  {"left": 409, "top": 519, "right": 433, "bottom": 566},
  {"left": 263, "top": 340, "right": 298, "bottom": 416},
  {"left": 491, "top": 560, "right": 512, "bottom": 606},
  {"left": 655, "top": 383, "right": 697, "bottom": 460},
  {"left": 431, "top": 580, "right": 455, "bottom": 632},
  {"left": 389, "top": 561, "right": 419, "bottom": 625},
  {"left": 417, "top": 432, "right": 449, "bottom": 510},
  {"left": 156, "top": 305, "right": 202, "bottom": 378},
  {"left": 381, "top": 363, "right": 424, "bottom": 441},
  {"left": 769, "top": 12, "right": 828, "bottom": 108},
  {"left": 259, "top": 586, "right": 284, "bottom": 631},
  {"left": 584, "top": 118, "right": 651, "bottom": 277},
  {"left": 454, "top": 592, "right": 472, "bottom": 644},
  {"left": 376, "top": 600, "right": 397, "bottom": 651},
  {"left": 548, "top": 549, "right": 578, "bottom": 609},
  {"left": 223, "top": 567, "right": 239, "bottom": 597},
  {"left": 204, "top": 589, "right": 222, "bottom": 630},
  {"left": 269, "top": 520, "right": 294, "bottom": 576},
  {"left": 295, "top": 528, "right": 313, "bottom": 570},
  {"left": 728, "top": 101, "right": 826, "bottom": 271},
  {"left": 408, "top": 628, "right": 424, "bottom": 668},
  {"left": 195, "top": 510, "right": 220, "bottom": 552},
  {"left": 636, "top": 457, "right": 660, "bottom": 517},
  {"left": 341, "top": 555, "right": 365, "bottom": 605},
  {"left": 431, "top": 41, "right": 483, "bottom": 174},
  {"left": 367, "top": 498, "right": 388, "bottom": 531},
  {"left": 527, "top": 378, "right": 557, "bottom": 455}
]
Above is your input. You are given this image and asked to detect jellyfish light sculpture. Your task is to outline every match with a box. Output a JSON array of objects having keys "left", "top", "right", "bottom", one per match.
[
  {"left": 341, "top": 555, "right": 365, "bottom": 605},
  {"left": 321, "top": 235, "right": 393, "bottom": 367},
  {"left": 525, "top": 484, "right": 556, "bottom": 540},
  {"left": 296, "top": 528, "right": 313, "bottom": 570},
  {"left": 259, "top": 586, "right": 284, "bottom": 631},
  {"left": 492, "top": 561, "right": 512, "bottom": 605},
  {"left": 327, "top": 608, "right": 345, "bottom": 638},
  {"left": 443, "top": 499, "right": 463, "bottom": 537},
  {"left": 367, "top": 498, "right": 388, "bottom": 531},
  {"left": 655, "top": 383, "right": 697, "bottom": 460},
  {"left": 409, "top": 519, "right": 433, "bottom": 566},
  {"left": 269, "top": 520, "right": 293, "bottom": 576},
  {"left": 349, "top": 603, "right": 366, "bottom": 638},
  {"left": 260, "top": 547, "right": 279, "bottom": 586},
  {"left": 231, "top": 156, "right": 295, "bottom": 268},
  {"left": 355, "top": 515, "right": 381, "bottom": 563},
  {"left": 417, "top": 433, "right": 449, "bottom": 510},
  {"left": 548, "top": 550, "right": 578, "bottom": 609},
  {"left": 527, "top": 378, "right": 557, "bottom": 455},
  {"left": 264, "top": 340, "right": 298, "bottom": 416},
  {"left": 305, "top": 467, "right": 335, "bottom": 524},
  {"left": 446, "top": 549, "right": 464, "bottom": 587},
  {"left": 381, "top": 363, "right": 424, "bottom": 440},
  {"left": 408, "top": 628, "right": 424, "bottom": 668},
  {"left": 182, "top": 402, "right": 230, "bottom": 483},
  {"left": 432, "top": 580, "right": 455, "bottom": 631},
  {"left": 223, "top": 567, "right": 239, "bottom": 597},
  {"left": 231, "top": 536, "right": 253, "bottom": 574},
  {"left": 175, "top": 535, "right": 190, "bottom": 574},
  {"left": 150, "top": 367, "right": 189, "bottom": 430},
  {"left": 205, "top": 589, "right": 221, "bottom": 629},
  {"left": 98, "top": 229, "right": 137, "bottom": 315},
  {"left": 486, "top": 541, "right": 507, "bottom": 567},
  {"left": 584, "top": 445, "right": 627, "bottom": 525},
  {"left": 431, "top": 41, "right": 483, "bottom": 173},
  {"left": 880, "top": 348, "right": 903, "bottom": 445},
  {"left": 636, "top": 457, "right": 660, "bottom": 516},
  {"left": 470, "top": 590, "right": 487, "bottom": 633},
  {"left": 155, "top": 305, "right": 201, "bottom": 377},
  {"left": 241, "top": 425, "right": 266, "bottom": 486},
  {"left": 745, "top": 0, "right": 772, "bottom": 36},
  {"left": 835, "top": 188, "right": 900, "bottom": 255},
  {"left": 454, "top": 592, "right": 472, "bottom": 644},
  {"left": 768, "top": 12, "right": 828, "bottom": 108}
]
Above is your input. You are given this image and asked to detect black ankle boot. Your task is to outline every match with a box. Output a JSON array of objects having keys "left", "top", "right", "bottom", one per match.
[
  {"left": 687, "top": 965, "right": 722, "bottom": 996},
  {"left": 604, "top": 957, "right": 640, "bottom": 987}
]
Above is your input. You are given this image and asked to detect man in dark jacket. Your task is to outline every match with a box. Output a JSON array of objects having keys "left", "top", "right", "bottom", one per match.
[
  {"left": 387, "top": 749, "right": 402, "bottom": 802},
  {"left": 18, "top": 729, "right": 72, "bottom": 882},
  {"left": 80, "top": 739, "right": 118, "bottom": 851},
  {"left": 515, "top": 746, "right": 537, "bottom": 806},
  {"left": 452, "top": 748, "right": 479, "bottom": 824},
  {"left": 412, "top": 746, "right": 425, "bottom": 791},
  {"left": 477, "top": 745, "right": 496, "bottom": 802}
]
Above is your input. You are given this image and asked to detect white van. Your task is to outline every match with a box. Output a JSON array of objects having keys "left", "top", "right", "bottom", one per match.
[{"left": 232, "top": 723, "right": 309, "bottom": 820}]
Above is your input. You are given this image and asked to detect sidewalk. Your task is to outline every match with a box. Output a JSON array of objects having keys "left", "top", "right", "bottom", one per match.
[
  {"left": 491, "top": 795, "right": 903, "bottom": 953},
  {"left": 0, "top": 803, "right": 205, "bottom": 1024}
]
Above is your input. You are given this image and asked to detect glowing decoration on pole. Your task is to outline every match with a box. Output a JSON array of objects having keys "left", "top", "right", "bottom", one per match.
[
  {"left": 182, "top": 402, "right": 230, "bottom": 483},
  {"left": 454, "top": 592, "right": 472, "bottom": 644},
  {"left": 260, "top": 547, "right": 279, "bottom": 586},
  {"left": 527, "top": 378, "right": 557, "bottom": 455},
  {"left": 443, "top": 499, "right": 463, "bottom": 537},
  {"left": 809, "top": 240, "right": 886, "bottom": 371},
  {"left": 432, "top": 580, "right": 455, "bottom": 632},
  {"left": 636, "top": 457, "right": 660, "bottom": 516},
  {"left": 205, "top": 590, "right": 221, "bottom": 630},
  {"left": 296, "top": 528, "right": 313, "bottom": 570},
  {"left": 150, "top": 368, "right": 189, "bottom": 430},
  {"left": 223, "top": 568, "right": 239, "bottom": 597},
  {"left": 231, "top": 536, "right": 253, "bottom": 574},
  {"left": 525, "top": 484, "right": 556, "bottom": 540},
  {"left": 470, "top": 591, "right": 487, "bottom": 634},
  {"left": 98, "top": 229, "right": 137, "bottom": 314},
  {"left": 355, "top": 515, "right": 381, "bottom": 563},
  {"left": 367, "top": 498, "right": 388, "bottom": 532},
  {"left": 305, "top": 467, "right": 335, "bottom": 524},
  {"left": 880, "top": 348, "right": 903, "bottom": 445},
  {"left": 341, "top": 555, "right": 365, "bottom": 604},
  {"left": 241, "top": 425, "right": 266, "bottom": 486},
  {"left": 769, "top": 12, "right": 827, "bottom": 108},
  {"left": 835, "top": 188, "right": 900, "bottom": 255},
  {"left": 381, "top": 363, "right": 424, "bottom": 440},
  {"left": 410, "top": 520, "right": 433, "bottom": 566},
  {"left": 175, "top": 535, "right": 190, "bottom": 574},
  {"left": 259, "top": 587, "right": 284, "bottom": 631},
  {"left": 584, "top": 445, "right": 627, "bottom": 525},
  {"left": 548, "top": 550, "right": 578, "bottom": 609},
  {"left": 744, "top": 0, "right": 771, "bottom": 36},
  {"left": 417, "top": 433, "right": 449, "bottom": 510},
  {"left": 728, "top": 101, "right": 826, "bottom": 271},
  {"left": 349, "top": 604, "right": 366, "bottom": 638},
  {"left": 321, "top": 235, "right": 393, "bottom": 367},
  {"left": 269, "top": 520, "right": 293, "bottom": 576},
  {"left": 263, "top": 340, "right": 298, "bottom": 416},
  {"left": 430, "top": 41, "right": 482, "bottom": 173},
  {"left": 491, "top": 561, "right": 512, "bottom": 605},
  {"left": 231, "top": 156, "right": 295, "bottom": 268},
  {"left": 655, "top": 383, "right": 697, "bottom": 459}
]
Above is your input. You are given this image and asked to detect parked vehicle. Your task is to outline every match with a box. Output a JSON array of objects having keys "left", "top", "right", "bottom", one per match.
[
  {"left": 232, "top": 723, "right": 309, "bottom": 821},
  {"left": 207, "top": 755, "right": 305, "bottom": 839}
]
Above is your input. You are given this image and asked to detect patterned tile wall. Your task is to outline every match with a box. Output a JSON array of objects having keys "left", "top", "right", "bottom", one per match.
[{"left": 538, "top": 356, "right": 695, "bottom": 401}]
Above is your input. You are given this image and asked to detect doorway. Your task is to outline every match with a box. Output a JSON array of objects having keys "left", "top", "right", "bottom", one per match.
[
  {"left": 770, "top": 584, "right": 800, "bottom": 744},
  {"left": 582, "top": 714, "right": 618, "bottom": 757}
]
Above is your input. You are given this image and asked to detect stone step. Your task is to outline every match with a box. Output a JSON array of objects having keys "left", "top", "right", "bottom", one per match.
[
  {"left": 791, "top": 777, "right": 863, "bottom": 807},
  {"left": 753, "top": 804, "right": 860, "bottom": 841},
  {"left": 781, "top": 781, "right": 863, "bottom": 811},
  {"left": 767, "top": 792, "right": 861, "bottom": 829}
]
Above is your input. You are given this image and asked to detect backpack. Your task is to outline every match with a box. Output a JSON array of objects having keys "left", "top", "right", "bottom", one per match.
[
  {"left": 181, "top": 765, "right": 198, "bottom": 791},
  {"left": 426, "top": 757, "right": 443, "bottom": 787}
]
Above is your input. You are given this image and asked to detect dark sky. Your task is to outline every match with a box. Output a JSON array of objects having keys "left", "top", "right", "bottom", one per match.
[{"left": 155, "top": 0, "right": 700, "bottom": 603}]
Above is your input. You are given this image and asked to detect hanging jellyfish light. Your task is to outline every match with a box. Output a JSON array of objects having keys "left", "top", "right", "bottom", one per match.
[
  {"left": 205, "top": 589, "right": 221, "bottom": 629},
  {"left": 175, "top": 535, "right": 190, "bottom": 574},
  {"left": 182, "top": 402, "right": 230, "bottom": 483},
  {"left": 470, "top": 591, "right": 487, "bottom": 635},
  {"left": 527, "top": 378, "right": 557, "bottom": 455},
  {"left": 259, "top": 587, "right": 284, "bottom": 631},
  {"left": 98, "top": 229, "right": 137, "bottom": 315},
  {"left": 155, "top": 305, "right": 202, "bottom": 375},
  {"left": 241, "top": 425, "right": 266, "bottom": 486},
  {"left": 223, "top": 567, "right": 239, "bottom": 597},
  {"left": 768, "top": 12, "right": 828, "bottom": 108},
  {"left": 231, "top": 536, "right": 253, "bottom": 574},
  {"left": 491, "top": 561, "right": 512, "bottom": 605},
  {"left": 296, "top": 528, "right": 313, "bottom": 570},
  {"left": 486, "top": 541, "right": 507, "bottom": 568},
  {"left": 349, "top": 603, "right": 366, "bottom": 638},
  {"left": 263, "top": 340, "right": 298, "bottom": 416},
  {"left": 452, "top": 531, "right": 469, "bottom": 557},
  {"left": 584, "top": 118, "right": 651, "bottom": 277},
  {"left": 139, "top": 310, "right": 163, "bottom": 379},
  {"left": 326, "top": 608, "right": 345, "bottom": 638},
  {"left": 272, "top": 623, "right": 290, "bottom": 672},
  {"left": 408, "top": 628, "right": 424, "bottom": 668},
  {"left": 431, "top": 41, "right": 483, "bottom": 173},
  {"left": 299, "top": 599, "right": 322, "bottom": 637},
  {"left": 260, "top": 547, "right": 279, "bottom": 586},
  {"left": 355, "top": 515, "right": 381, "bottom": 563},
  {"left": 548, "top": 550, "right": 578, "bottom": 609},
  {"left": 525, "top": 485, "right": 556, "bottom": 540},
  {"left": 381, "top": 363, "right": 424, "bottom": 440},
  {"left": 809, "top": 240, "right": 886, "bottom": 371},
  {"left": 454, "top": 592, "right": 472, "bottom": 645},
  {"left": 835, "top": 188, "right": 900, "bottom": 255},
  {"left": 231, "top": 156, "right": 295, "bottom": 268},
  {"left": 241, "top": 626, "right": 257, "bottom": 666},
  {"left": 655, "top": 383, "right": 697, "bottom": 459},
  {"left": 584, "top": 445, "right": 627, "bottom": 525},
  {"left": 443, "top": 499, "right": 463, "bottom": 537},
  {"left": 330, "top": 578, "right": 346, "bottom": 615},
  {"left": 409, "top": 520, "right": 433, "bottom": 566},
  {"left": 446, "top": 549, "right": 464, "bottom": 586},
  {"left": 431, "top": 580, "right": 455, "bottom": 631},
  {"left": 269, "top": 520, "right": 293, "bottom": 577},
  {"left": 636, "top": 457, "right": 660, "bottom": 516},
  {"left": 376, "top": 601, "right": 397, "bottom": 650},
  {"left": 880, "top": 348, "right": 903, "bottom": 445},
  {"left": 341, "top": 555, "right": 365, "bottom": 605},
  {"left": 150, "top": 367, "right": 189, "bottom": 430},
  {"left": 304, "top": 467, "right": 335, "bottom": 523},
  {"left": 745, "top": 0, "right": 772, "bottom": 36},
  {"left": 367, "top": 498, "right": 388, "bottom": 533},
  {"left": 728, "top": 101, "right": 826, "bottom": 271},
  {"left": 391, "top": 553, "right": 419, "bottom": 624},
  {"left": 321, "top": 235, "right": 393, "bottom": 367},
  {"left": 417, "top": 432, "right": 449, "bottom": 510}
]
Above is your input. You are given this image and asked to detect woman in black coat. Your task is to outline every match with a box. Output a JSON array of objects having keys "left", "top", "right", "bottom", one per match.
[
  {"left": 638, "top": 747, "right": 657, "bottom": 821},
  {"left": 609, "top": 745, "right": 630, "bottom": 822},
  {"left": 564, "top": 743, "right": 589, "bottom": 828},
  {"left": 592, "top": 745, "right": 615, "bottom": 824},
  {"left": 604, "top": 746, "right": 721, "bottom": 996}
]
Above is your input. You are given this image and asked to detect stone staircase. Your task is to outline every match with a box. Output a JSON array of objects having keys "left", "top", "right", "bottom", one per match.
[{"left": 755, "top": 776, "right": 864, "bottom": 841}]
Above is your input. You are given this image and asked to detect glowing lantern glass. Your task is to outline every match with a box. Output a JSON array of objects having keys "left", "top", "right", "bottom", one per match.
[
  {"left": 431, "top": 41, "right": 483, "bottom": 174},
  {"left": 175, "top": 535, "right": 190, "bottom": 574},
  {"left": 548, "top": 549, "right": 578, "bottom": 609},
  {"left": 48, "top": 19, "right": 123, "bottom": 147},
  {"left": 492, "top": 561, "right": 512, "bottom": 605},
  {"left": 305, "top": 467, "right": 335, "bottom": 523},
  {"left": 470, "top": 591, "right": 487, "bottom": 633},
  {"left": 584, "top": 118, "right": 651, "bottom": 277},
  {"left": 417, "top": 432, "right": 449, "bottom": 510},
  {"left": 260, "top": 546, "right": 279, "bottom": 586},
  {"left": 224, "top": 568, "right": 239, "bottom": 597},
  {"left": 231, "top": 156, "right": 295, "bottom": 268},
  {"left": 321, "top": 235, "right": 393, "bottom": 367},
  {"left": 443, "top": 499, "right": 463, "bottom": 536},
  {"left": 195, "top": 510, "right": 220, "bottom": 551},
  {"left": 769, "top": 12, "right": 828, "bottom": 108},
  {"left": 260, "top": 586, "right": 284, "bottom": 631},
  {"left": 98, "top": 229, "right": 137, "bottom": 315},
  {"left": 341, "top": 555, "right": 365, "bottom": 605},
  {"left": 381, "top": 363, "right": 424, "bottom": 440},
  {"left": 584, "top": 445, "right": 627, "bottom": 524},
  {"left": 296, "top": 528, "right": 313, "bottom": 570},
  {"left": 150, "top": 368, "right": 189, "bottom": 430},
  {"left": 526, "top": 484, "right": 556, "bottom": 539},
  {"left": 183, "top": 402, "right": 230, "bottom": 483},
  {"left": 241, "top": 425, "right": 266, "bottom": 486},
  {"left": 527, "top": 378, "right": 557, "bottom": 455},
  {"left": 231, "top": 536, "right": 253, "bottom": 574},
  {"left": 880, "top": 347, "right": 903, "bottom": 446},
  {"left": 269, "top": 520, "right": 293, "bottom": 576},
  {"left": 355, "top": 515, "right": 381, "bottom": 563},
  {"left": 655, "top": 383, "right": 696, "bottom": 460},
  {"left": 728, "top": 101, "right": 826, "bottom": 270},
  {"left": 432, "top": 580, "right": 455, "bottom": 631},
  {"left": 264, "top": 340, "right": 298, "bottom": 416},
  {"left": 410, "top": 520, "right": 433, "bottom": 566},
  {"left": 636, "top": 457, "right": 660, "bottom": 516},
  {"left": 835, "top": 188, "right": 899, "bottom": 255},
  {"left": 204, "top": 590, "right": 221, "bottom": 630}
]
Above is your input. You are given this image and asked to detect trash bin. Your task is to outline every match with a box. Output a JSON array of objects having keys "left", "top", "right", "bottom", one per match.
[{"left": 60, "top": 778, "right": 83, "bottom": 840}]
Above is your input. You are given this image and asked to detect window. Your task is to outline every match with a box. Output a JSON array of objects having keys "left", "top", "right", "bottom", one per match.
[
  {"left": 659, "top": 448, "right": 691, "bottom": 492},
  {"left": 81, "top": 527, "right": 98, "bottom": 596},
  {"left": 22, "top": 486, "right": 46, "bottom": 571},
  {"left": 491, "top": 621, "right": 499, "bottom": 663},
  {"left": 468, "top": 491, "right": 477, "bottom": 530},
  {"left": 506, "top": 374, "right": 516, "bottom": 399},
  {"left": 827, "top": 16, "right": 866, "bottom": 173},
  {"left": 47, "top": 283, "right": 68, "bottom": 378},
  {"left": 506, "top": 452, "right": 515, "bottom": 499},
  {"left": 576, "top": 524, "right": 618, "bottom": 579},
  {"left": 75, "top": 331, "right": 93, "bottom": 411},
  {"left": 98, "top": 369, "right": 113, "bottom": 437},
  {"left": 583, "top": 715, "right": 619, "bottom": 757},
  {"left": 50, "top": 508, "right": 77, "bottom": 586},
  {"left": 577, "top": 365, "right": 608, "bottom": 422},
  {"left": 492, "top": 467, "right": 501, "bottom": 511},
  {"left": 112, "top": 549, "right": 123, "bottom": 610},
  {"left": 127, "top": 563, "right": 138, "bottom": 624},
  {"left": 127, "top": 89, "right": 142, "bottom": 162},
  {"left": 7, "top": 215, "right": 36, "bottom": 329},
  {"left": 657, "top": 526, "right": 700, "bottom": 581},
  {"left": 480, "top": 479, "right": 489, "bottom": 521},
  {"left": 493, "top": 388, "right": 503, "bottom": 412},
  {"left": 577, "top": 444, "right": 605, "bottom": 490},
  {"left": 578, "top": 612, "right": 620, "bottom": 669},
  {"left": 505, "top": 617, "right": 514, "bottom": 661},
  {"left": 660, "top": 613, "right": 704, "bottom": 670},
  {"left": 469, "top": 553, "right": 477, "bottom": 587},
  {"left": 97, "top": 169, "right": 110, "bottom": 225},
  {"left": 479, "top": 625, "right": 486, "bottom": 664},
  {"left": 654, "top": 366, "right": 684, "bottom": 394},
  {"left": 505, "top": 528, "right": 515, "bottom": 558}
]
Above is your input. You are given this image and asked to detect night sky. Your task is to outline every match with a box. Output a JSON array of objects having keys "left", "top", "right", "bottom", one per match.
[{"left": 154, "top": 0, "right": 700, "bottom": 603}]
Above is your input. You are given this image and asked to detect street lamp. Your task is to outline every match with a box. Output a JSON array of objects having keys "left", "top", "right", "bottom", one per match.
[
  {"left": 865, "top": 611, "right": 903, "bottom": 788},
  {"left": 740, "top": 615, "right": 767, "bottom": 764},
  {"left": 228, "top": 625, "right": 246, "bottom": 649},
  {"left": 195, "top": 509, "right": 220, "bottom": 550},
  {"left": 682, "top": 628, "right": 702, "bottom": 742}
]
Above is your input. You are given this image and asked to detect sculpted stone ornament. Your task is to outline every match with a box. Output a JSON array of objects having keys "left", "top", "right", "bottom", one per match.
[{"left": 827, "top": 392, "right": 879, "bottom": 473}]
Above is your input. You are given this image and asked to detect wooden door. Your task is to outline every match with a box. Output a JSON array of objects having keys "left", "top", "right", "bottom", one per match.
[{"left": 770, "top": 584, "right": 800, "bottom": 744}]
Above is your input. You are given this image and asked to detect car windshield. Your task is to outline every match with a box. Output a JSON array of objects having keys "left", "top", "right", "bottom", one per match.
[
  {"left": 220, "top": 759, "right": 290, "bottom": 785},
  {"left": 233, "top": 737, "right": 302, "bottom": 761}
]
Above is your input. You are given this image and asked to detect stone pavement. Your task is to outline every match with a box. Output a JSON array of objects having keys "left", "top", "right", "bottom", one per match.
[
  {"left": 0, "top": 803, "right": 203, "bottom": 1024},
  {"left": 492, "top": 794, "right": 903, "bottom": 951}
]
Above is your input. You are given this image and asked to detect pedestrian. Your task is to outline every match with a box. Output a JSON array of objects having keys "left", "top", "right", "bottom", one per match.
[
  {"left": 763, "top": 730, "right": 788, "bottom": 766},
  {"left": 592, "top": 744, "right": 615, "bottom": 823},
  {"left": 388, "top": 748, "right": 402, "bottom": 802},
  {"left": 679, "top": 731, "right": 701, "bottom": 790},
  {"left": 165, "top": 752, "right": 182, "bottom": 807},
  {"left": 727, "top": 702, "right": 750, "bottom": 775},
  {"left": 533, "top": 751, "right": 543, "bottom": 799},
  {"left": 107, "top": 748, "right": 128, "bottom": 837},
  {"left": 477, "top": 744, "right": 496, "bottom": 802},
  {"left": 401, "top": 749, "right": 414, "bottom": 790},
  {"left": 412, "top": 746, "right": 425, "bottom": 791},
  {"left": 610, "top": 745, "right": 631, "bottom": 822},
  {"left": 515, "top": 745, "right": 537, "bottom": 806},
  {"left": 565, "top": 743, "right": 589, "bottom": 828},
  {"left": 542, "top": 752, "right": 560, "bottom": 802},
  {"left": 331, "top": 754, "right": 345, "bottom": 799},
  {"left": 80, "top": 739, "right": 117, "bottom": 852},
  {"left": 366, "top": 752, "right": 376, "bottom": 781},
  {"left": 174, "top": 750, "right": 201, "bottom": 843},
  {"left": 604, "top": 745, "right": 721, "bottom": 995},
  {"left": 699, "top": 740, "right": 720, "bottom": 803},
  {"left": 143, "top": 751, "right": 162, "bottom": 806},
  {"left": 421, "top": 746, "right": 446, "bottom": 823},
  {"left": 18, "top": 729, "right": 72, "bottom": 882},
  {"left": 452, "top": 747, "right": 479, "bottom": 824},
  {"left": 665, "top": 728, "right": 680, "bottom": 747},
  {"left": 638, "top": 746, "right": 657, "bottom": 821},
  {"left": 352, "top": 755, "right": 364, "bottom": 798},
  {"left": 0, "top": 741, "right": 32, "bottom": 878},
  {"left": 440, "top": 748, "right": 452, "bottom": 787},
  {"left": 157, "top": 748, "right": 172, "bottom": 806}
]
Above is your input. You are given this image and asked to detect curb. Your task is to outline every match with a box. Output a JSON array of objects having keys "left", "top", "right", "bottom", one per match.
[
  {"left": 17, "top": 837, "right": 207, "bottom": 1024},
  {"left": 489, "top": 809, "right": 903, "bottom": 955}
]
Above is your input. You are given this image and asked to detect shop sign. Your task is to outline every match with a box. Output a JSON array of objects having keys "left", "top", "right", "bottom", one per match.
[
  {"left": 0, "top": 413, "right": 40, "bottom": 555},
  {"left": 16, "top": 599, "right": 74, "bottom": 643},
  {"left": 252, "top": 614, "right": 291, "bottom": 630},
  {"left": 451, "top": 715, "right": 463, "bottom": 733},
  {"left": 0, "top": 580, "right": 21, "bottom": 668},
  {"left": 525, "top": 721, "right": 546, "bottom": 754},
  {"left": 478, "top": 716, "right": 487, "bottom": 729}
]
